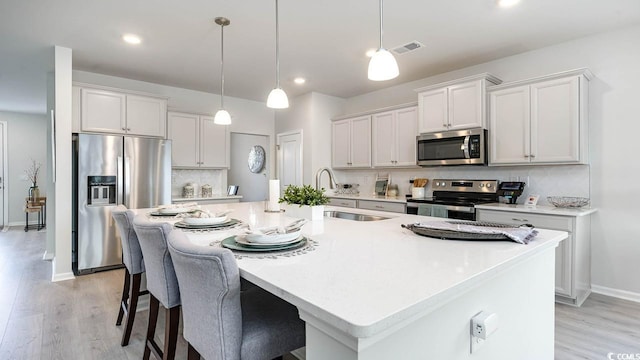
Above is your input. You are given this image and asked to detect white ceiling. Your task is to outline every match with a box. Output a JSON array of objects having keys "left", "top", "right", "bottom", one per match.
[{"left": 1, "top": 0, "right": 639, "bottom": 114}]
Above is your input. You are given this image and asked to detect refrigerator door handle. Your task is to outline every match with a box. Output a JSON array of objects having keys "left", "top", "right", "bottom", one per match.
[
  {"left": 124, "top": 156, "right": 131, "bottom": 207},
  {"left": 117, "top": 156, "right": 124, "bottom": 205}
]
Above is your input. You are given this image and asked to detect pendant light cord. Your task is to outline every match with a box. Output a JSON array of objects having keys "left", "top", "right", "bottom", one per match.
[
  {"left": 220, "top": 23, "right": 225, "bottom": 108},
  {"left": 275, "top": 0, "right": 280, "bottom": 88},
  {"left": 379, "top": 0, "right": 384, "bottom": 49}
]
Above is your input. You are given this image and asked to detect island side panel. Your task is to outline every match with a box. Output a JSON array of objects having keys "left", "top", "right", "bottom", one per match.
[{"left": 303, "top": 246, "right": 556, "bottom": 360}]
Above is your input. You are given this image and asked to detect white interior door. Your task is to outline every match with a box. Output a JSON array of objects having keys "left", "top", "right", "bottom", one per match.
[
  {"left": 228, "top": 133, "right": 269, "bottom": 202},
  {"left": 0, "top": 122, "right": 4, "bottom": 228},
  {"left": 277, "top": 131, "right": 303, "bottom": 192}
]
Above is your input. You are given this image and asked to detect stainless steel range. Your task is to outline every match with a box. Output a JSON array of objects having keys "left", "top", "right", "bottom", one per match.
[{"left": 406, "top": 179, "right": 499, "bottom": 220}]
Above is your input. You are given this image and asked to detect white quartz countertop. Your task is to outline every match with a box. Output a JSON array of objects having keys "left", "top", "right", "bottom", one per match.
[
  {"left": 172, "top": 195, "right": 243, "bottom": 202},
  {"left": 328, "top": 193, "right": 407, "bottom": 203},
  {"left": 135, "top": 202, "right": 565, "bottom": 339},
  {"left": 475, "top": 203, "right": 597, "bottom": 217}
]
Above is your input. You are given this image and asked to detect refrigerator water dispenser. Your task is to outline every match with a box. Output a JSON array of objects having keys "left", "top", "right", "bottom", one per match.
[{"left": 88, "top": 176, "right": 116, "bottom": 205}]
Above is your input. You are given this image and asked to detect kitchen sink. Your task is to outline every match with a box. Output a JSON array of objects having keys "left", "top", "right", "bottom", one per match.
[{"left": 324, "top": 211, "right": 390, "bottom": 221}]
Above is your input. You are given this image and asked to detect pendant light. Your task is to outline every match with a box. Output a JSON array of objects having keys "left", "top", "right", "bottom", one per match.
[
  {"left": 368, "top": 0, "right": 399, "bottom": 81},
  {"left": 267, "top": 0, "right": 289, "bottom": 109},
  {"left": 214, "top": 17, "right": 232, "bottom": 125}
]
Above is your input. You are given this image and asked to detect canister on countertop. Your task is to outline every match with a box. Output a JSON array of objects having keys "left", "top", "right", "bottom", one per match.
[
  {"left": 201, "top": 184, "right": 213, "bottom": 198},
  {"left": 182, "top": 183, "right": 195, "bottom": 198}
]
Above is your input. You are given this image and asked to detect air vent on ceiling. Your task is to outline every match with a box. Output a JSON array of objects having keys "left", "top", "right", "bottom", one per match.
[{"left": 391, "top": 41, "right": 424, "bottom": 55}]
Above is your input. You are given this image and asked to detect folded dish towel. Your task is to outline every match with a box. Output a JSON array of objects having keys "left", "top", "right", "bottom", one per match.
[{"left": 413, "top": 221, "right": 538, "bottom": 244}]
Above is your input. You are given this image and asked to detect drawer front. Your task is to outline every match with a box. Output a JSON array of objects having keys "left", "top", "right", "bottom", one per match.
[
  {"left": 477, "top": 209, "right": 573, "bottom": 231},
  {"left": 328, "top": 198, "right": 357, "bottom": 208},
  {"left": 358, "top": 200, "right": 406, "bottom": 213}
]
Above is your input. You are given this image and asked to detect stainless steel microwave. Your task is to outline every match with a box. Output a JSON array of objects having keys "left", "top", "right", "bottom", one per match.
[{"left": 416, "top": 128, "right": 487, "bottom": 166}]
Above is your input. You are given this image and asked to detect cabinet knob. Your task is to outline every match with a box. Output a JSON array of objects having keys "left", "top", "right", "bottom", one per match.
[
  {"left": 524, "top": 154, "right": 530, "bottom": 158},
  {"left": 512, "top": 218, "right": 529, "bottom": 222},
  {"left": 442, "top": 124, "right": 447, "bottom": 127},
  {"left": 121, "top": 127, "right": 126, "bottom": 131},
  {"left": 530, "top": 154, "right": 536, "bottom": 158}
]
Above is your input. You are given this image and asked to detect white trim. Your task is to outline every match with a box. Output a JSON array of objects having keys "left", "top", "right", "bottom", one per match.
[
  {"left": 42, "top": 251, "right": 54, "bottom": 261},
  {"left": 290, "top": 348, "right": 306, "bottom": 359},
  {"left": 51, "top": 257, "right": 75, "bottom": 282},
  {"left": 592, "top": 284, "right": 640, "bottom": 303},
  {"left": 0, "top": 121, "right": 7, "bottom": 229},
  {"left": 332, "top": 101, "right": 418, "bottom": 121},
  {"left": 276, "top": 130, "right": 303, "bottom": 188}
]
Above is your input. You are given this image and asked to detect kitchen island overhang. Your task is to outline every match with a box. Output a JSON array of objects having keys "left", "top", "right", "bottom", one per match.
[{"left": 135, "top": 202, "right": 566, "bottom": 360}]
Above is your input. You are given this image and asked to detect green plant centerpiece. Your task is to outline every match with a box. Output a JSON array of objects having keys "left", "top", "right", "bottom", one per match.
[
  {"left": 279, "top": 185, "right": 329, "bottom": 207},
  {"left": 278, "top": 185, "right": 329, "bottom": 220}
]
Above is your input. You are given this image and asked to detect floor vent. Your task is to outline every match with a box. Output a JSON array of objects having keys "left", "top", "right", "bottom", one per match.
[{"left": 391, "top": 41, "right": 424, "bottom": 55}]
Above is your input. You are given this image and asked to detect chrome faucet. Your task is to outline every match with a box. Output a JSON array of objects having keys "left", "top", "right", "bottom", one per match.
[{"left": 315, "top": 167, "right": 337, "bottom": 190}]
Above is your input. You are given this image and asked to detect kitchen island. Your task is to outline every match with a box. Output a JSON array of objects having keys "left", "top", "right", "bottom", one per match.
[{"left": 135, "top": 202, "right": 566, "bottom": 360}]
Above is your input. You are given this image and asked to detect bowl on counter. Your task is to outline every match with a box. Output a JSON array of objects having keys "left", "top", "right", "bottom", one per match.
[{"left": 547, "top": 196, "right": 590, "bottom": 208}]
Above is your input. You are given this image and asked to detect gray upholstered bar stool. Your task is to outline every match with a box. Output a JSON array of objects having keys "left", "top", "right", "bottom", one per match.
[
  {"left": 111, "top": 205, "right": 149, "bottom": 346},
  {"left": 133, "top": 215, "right": 181, "bottom": 360},
  {"left": 167, "top": 229, "right": 305, "bottom": 360}
]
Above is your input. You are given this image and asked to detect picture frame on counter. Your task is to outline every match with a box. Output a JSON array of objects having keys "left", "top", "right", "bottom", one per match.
[
  {"left": 228, "top": 185, "right": 239, "bottom": 196},
  {"left": 525, "top": 194, "right": 540, "bottom": 207}
]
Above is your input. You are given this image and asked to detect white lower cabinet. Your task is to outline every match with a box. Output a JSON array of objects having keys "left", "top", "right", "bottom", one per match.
[
  {"left": 357, "top": 200, "right": 405, "bottom": 213},
  {"left": 477, "top": 208, "right": 592, "bottom": 306},
  {"left": 328, "top": 198, "right": 357, "bottom": 208},
  {"left": 168, "top": 111, "right": 228, "bottom": 168}
]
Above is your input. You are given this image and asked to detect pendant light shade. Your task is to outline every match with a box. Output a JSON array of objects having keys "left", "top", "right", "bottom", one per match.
[
  {"left": 214, "top": 17, "right": 231, "bottom": 125},
  {"left": 267, "top": 0, "right": 289, "bottom": 109},
  {"left": 267, "top": 88, "right": 289, "bottom": 109},
  {"left": 368, "top": 0, "right": 399, "bottom": 81},
  {"left": 214, "top": 109, "right": 231, "bottom": 125}
]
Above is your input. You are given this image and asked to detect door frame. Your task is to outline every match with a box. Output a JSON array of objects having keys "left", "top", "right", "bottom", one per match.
[
  {"left": 276, "top": 129, "right": 303, "bottom": 189},
  {"left": 0, "top": 121, "right": 8, "bottom": 230}
]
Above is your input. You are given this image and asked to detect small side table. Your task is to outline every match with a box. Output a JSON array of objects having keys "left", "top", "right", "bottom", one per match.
[{"left": 24, "top": 197, "right": 46, "bottom": 231}]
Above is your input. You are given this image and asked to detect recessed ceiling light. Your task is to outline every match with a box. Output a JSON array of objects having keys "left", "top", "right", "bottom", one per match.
[
  {"left": 365, "top": 49, "right": 377, "bottom": 58},
  {"left": 497, "top": 0, "right": 520, "bottom": 8},
  {"left": 122, "top": 34, "right": 142, "bottom": 45},
  {"left": 294, "top": 77, "right": 306, "bottom": 85}
]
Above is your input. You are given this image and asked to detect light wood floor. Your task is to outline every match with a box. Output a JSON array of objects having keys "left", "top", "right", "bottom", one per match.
[{"left": 0, "top": 229, "right": 638, "bottom": 359}]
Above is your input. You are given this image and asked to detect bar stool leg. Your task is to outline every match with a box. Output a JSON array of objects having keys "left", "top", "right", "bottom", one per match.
[
  {"left": 116, "top": 269, "right": 131, "bottom": 326},
  {"left": 144, "top": 295, "right": 160, "bottom": 360},
  {"left": 187, "top": 343, "right": 200, "bottom": 360},
  {"left": 120, "top": 273, "right": 141, "bottom": 346},
  {"left": 163, "top": 306, "right": 181, "bottom": 360}
]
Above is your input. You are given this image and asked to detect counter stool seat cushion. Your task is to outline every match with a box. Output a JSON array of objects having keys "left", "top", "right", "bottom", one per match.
[{"left": 167, "top": 230, "right": 305, "bottom": 360}]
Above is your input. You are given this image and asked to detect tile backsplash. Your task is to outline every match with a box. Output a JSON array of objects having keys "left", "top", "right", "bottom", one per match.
[
  {"left": 333, "top": 164, "right": 590, "bottom": 206},
  {"left": 172, "top": 169, "right": 227, "bottom": 198}
]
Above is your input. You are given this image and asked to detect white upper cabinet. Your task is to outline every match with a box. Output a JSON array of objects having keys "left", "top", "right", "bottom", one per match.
[
  {"left": 81, "top": 88, "right": 126, "bottom": 134},
  {"left": 332, "top": 116, "right": 371, "bottom": 169},
  {"left": 489, "top": 69, "right": 591, "bottom": 166},
  {"left": 415, "top": 74, "right": 501, "bottom": 134},
  {"left": 77, "top": 84, "right": 167, "bottom": 138},
  {"left": 372, "top": 106, "right": 417, "bottom": 167},
  {"left": 126, "top": 94, "right": 166, "bottom": 138},
  {"left": 168, "top": 112, "right": 228, "bottom": 169}
]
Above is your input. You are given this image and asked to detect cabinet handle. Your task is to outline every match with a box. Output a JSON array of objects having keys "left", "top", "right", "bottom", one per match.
[
  {"left": 442, "top": 123, "right": 447, "bottom": 127},
  {"left": 375, "top": 205, "right": 384, "bottom": 209},
  {"left": 524, "top": 154, "right": 530, "bottom": 158},
  {"left": 512, "top": 218, "right": 529, "bottom": 222},
  {"left": 121, "top": 127, "right": 126, "bottom": 131},
  {"left": 530, "top": 154, "right": 536, "bottom": 158}
]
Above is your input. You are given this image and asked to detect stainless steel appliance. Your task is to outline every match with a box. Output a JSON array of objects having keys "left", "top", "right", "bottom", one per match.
[
  {"left": 416, "top": 128, "right": 487, "bottom": 166},
  {"left": 406, "top": 179, "right": 498, "bottom": 220},
  {"left": 72, "top": 134, "right": 171, "bottom": 274}
]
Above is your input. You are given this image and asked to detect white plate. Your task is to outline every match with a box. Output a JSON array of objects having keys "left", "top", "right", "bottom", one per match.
[
  {"left": 158, "top": 207, "right": 193, "bottom": 215},
  {"left": 245, "top": 230, "right": 302, "bottom": 244},
  {"left": 234, "top": 235, "right": 303, "bottom": 248},
  {"left": 182, "top": 216, "right": 228, "bottom": 225}
]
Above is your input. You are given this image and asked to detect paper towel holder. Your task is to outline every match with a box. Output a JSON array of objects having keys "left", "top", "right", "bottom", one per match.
[{"left": 227, "top": 185, "right": 239, "bottom": 196}]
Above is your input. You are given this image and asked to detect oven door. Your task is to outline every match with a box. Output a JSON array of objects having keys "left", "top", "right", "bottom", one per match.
[
  {"left": 416, "top": 128, "right": 486, "bottom": 166},
  {"left": 407, "top": 203, "right": 476, "bottom": 221}
]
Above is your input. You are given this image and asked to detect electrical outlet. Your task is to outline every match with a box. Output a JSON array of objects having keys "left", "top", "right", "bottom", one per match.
[{"left": 470, "top": 311, "right": 498, "bottom": 353}]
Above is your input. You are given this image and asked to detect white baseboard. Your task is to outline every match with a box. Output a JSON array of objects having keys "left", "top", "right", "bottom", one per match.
[
  {"left": 592, "top": 285, "right": 640, "bottom": 303},
  {"left": 290, "top": 348, "right": 306, "bottom": 360},
  {"left": 51, "top": 258, "right": 75, "bottom": 282},
  {"left": 42, "top": 251, "right": 54, "bottom": 261}
]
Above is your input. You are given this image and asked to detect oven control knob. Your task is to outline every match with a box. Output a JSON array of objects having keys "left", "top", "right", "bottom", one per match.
[
  {"left": 479, "top": 183, "right": 485, "bottom": 188},
  {"left": 486, "top": 183, "right": 493, "bottom": 188},
  {"left": 440, "top": 182, "right": 446, "bottom": 187}
]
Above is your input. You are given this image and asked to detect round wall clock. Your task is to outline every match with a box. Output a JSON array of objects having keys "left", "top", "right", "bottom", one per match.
[{"left": 248, "top": 145, "right": 266, "bottom": 173}]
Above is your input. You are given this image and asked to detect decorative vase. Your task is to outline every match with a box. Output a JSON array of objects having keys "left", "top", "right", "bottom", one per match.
[
  {"left": 282, "top": 204, "right": 325, "bottom": 221},
  {"left": 29, "top": 186, "right": 40, "bottom": 200}
]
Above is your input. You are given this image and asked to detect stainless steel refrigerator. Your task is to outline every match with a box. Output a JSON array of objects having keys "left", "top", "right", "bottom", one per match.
[{"left": 72, "top": 133, "right": 171, "bottom": 275}]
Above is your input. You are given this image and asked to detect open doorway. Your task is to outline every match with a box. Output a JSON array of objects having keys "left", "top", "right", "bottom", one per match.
[{"left": 228, "top": 133, "right": 269, "bottom": 202}]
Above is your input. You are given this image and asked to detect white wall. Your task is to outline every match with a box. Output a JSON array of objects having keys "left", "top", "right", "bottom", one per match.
[
  {"left": 337, "top": 24, "right": 640, "bottom": 296},
  {"left": 0, "top": 111, "right": 48, "bottom": 224},
  {"left": 275, "top": 92, "right": 344, "bottom": 186}
]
